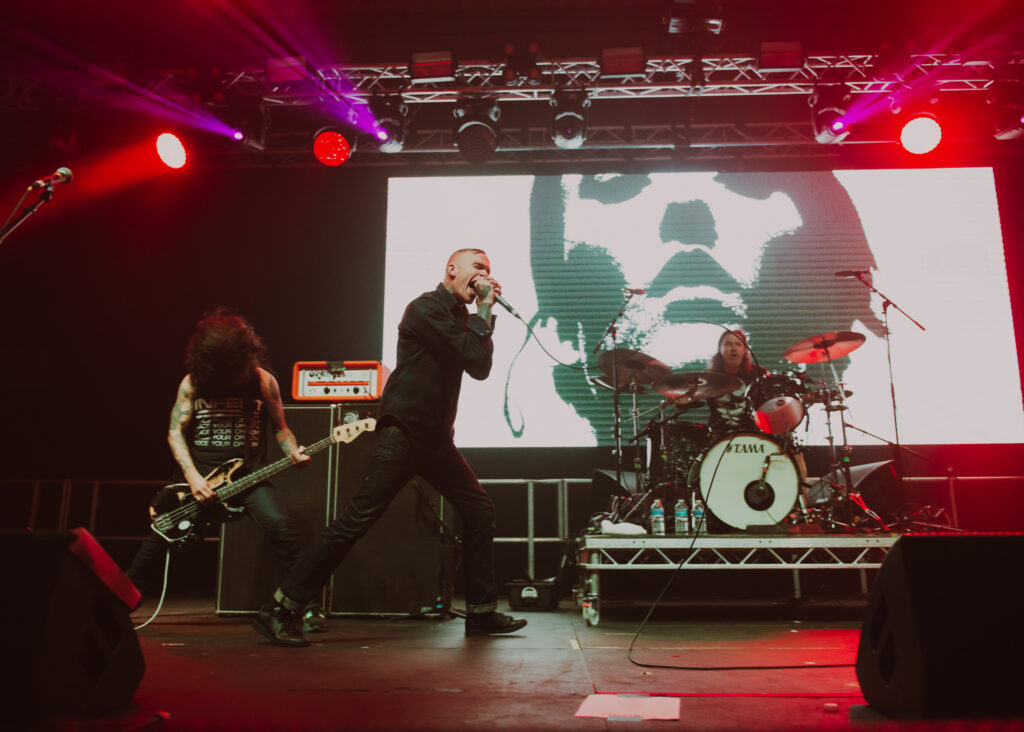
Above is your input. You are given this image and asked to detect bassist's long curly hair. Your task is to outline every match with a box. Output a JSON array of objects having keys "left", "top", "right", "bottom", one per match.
[{"left": 185, "top": 307, "right": 268, "bottom": 397}]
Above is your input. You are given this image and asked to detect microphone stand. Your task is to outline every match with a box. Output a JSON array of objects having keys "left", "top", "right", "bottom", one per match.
[
  {"left": 847, "top": 273, "right": 925, "bottom": 496},
  {"left": 0, "top": 185, "right": 57, "bottom": 246}
]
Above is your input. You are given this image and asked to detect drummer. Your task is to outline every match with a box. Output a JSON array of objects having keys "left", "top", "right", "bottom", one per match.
[{"left": 705, "top": 329, "right": 767, "bottom": 442}]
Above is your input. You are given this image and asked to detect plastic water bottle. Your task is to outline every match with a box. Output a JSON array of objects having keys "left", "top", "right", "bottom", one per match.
[
  {"left": 650, "top": 499, "right": 666, "bottom": 536},
  {"left": 674, "top": 500, "right": 690, "bottom": 535},
  {"left": 692, "top": 499, "right": 706, "bottom": 535}
]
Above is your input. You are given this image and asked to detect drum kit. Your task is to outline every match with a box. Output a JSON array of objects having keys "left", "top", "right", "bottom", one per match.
[{"left": 595, "top": 330, "right": 892, "bottom": 533}]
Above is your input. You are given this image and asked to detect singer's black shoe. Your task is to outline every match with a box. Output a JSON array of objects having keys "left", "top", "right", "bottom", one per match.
[
  {"left": 465, "top": 611, "right": 528, "bottom": 637},
  {"left": 253, "top": 602, "right": 309, "bottom": 647}
]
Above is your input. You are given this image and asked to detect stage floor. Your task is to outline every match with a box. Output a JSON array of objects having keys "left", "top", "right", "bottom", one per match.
[{"left": 46, "top": 597, "right": 1023, "bottom": 731}]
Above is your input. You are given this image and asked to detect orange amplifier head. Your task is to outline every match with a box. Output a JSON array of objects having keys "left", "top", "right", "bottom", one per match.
[{"left": 291, "top": 361, "right": 389, "bottom": 402}]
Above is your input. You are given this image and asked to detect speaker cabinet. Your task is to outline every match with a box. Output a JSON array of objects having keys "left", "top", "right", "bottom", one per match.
[
  {"left": 0, "top": 529, "right": 145, "bottom": 722},
  {"left": 216, "top": 404, "right": 335, "bottom": 613},
  {"left": 329, "top": 404, "right": 453, "bottom": 615},
  {"left": 856, "top": 534, "right": 1024, "bottom": 719}
]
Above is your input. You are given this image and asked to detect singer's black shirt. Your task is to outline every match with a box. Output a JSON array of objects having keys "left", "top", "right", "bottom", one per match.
[{"left": 379, "top": 283, "right": 495, "bottom": 444}]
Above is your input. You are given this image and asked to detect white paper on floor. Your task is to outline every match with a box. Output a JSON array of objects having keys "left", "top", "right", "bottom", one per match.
[{"left": 575, "top": 694, "right": 680, "bottom": 720}]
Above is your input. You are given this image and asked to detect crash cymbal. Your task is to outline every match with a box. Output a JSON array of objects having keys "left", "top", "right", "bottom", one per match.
[
  {"left": 784, "top": 331, "right": 866, "bottom": 364},
  {"left": 589, "top": 375, "right": 651, "bottom": 395},
  {"left": 653, "top": 371, "right": 743, "bottom": 403},
  {"left": 596, "top": 349, "right": 671, "bottom": 389}
]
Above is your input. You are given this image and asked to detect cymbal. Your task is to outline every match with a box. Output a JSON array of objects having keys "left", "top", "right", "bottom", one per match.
[
  {"left": 653, "top": 371, "right": 743, "bottom": 403},
  {"left": 596, "top": 349, "right": 671, "bottom": 389},
  {"left": 589, "top": 375, "right": 650, "bottom": 395},
  {"left": 784, "top": 331, "right": 866, "bottom": 364}
]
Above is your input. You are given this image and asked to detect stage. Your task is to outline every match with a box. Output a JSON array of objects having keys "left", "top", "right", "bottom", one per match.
[{"left": 60, "top": 597, "right": 888, "bottom": 731}]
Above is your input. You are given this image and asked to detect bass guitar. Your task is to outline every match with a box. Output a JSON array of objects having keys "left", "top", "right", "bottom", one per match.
[{"left": 148, "top": 417, "right": 376, "bottom": 545}]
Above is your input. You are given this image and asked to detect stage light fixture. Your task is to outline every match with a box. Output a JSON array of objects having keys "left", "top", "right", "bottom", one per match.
[
  {"left": 899, "top": 112, "right": 942, "bottom": 154},
  {"left": 312, "top": 127, "right": 353, "bottom": 166},
  {"left": 809, "top": 84, "right": 852, "bottom": 144},
  {"left": 369, "top": 96, "right": 409, "bottom": 153},
  {"left": 155, "top": 132, "right": 187, "bottom": 169},
  {"left": 550, "top": 89, "right": 590, "bottom": 149},
  {"left": 409, "top": 50, "right": 456, "bottom": 83},
  {"left": 599, "top": 47, "right": 645, "bottom": 78},
  {"left": 227, "top": 97, "right": 270, "bottom": 153},
  {"left": 758, "top": 41, "right": 804, "bottom": 71},
  {"left": 665, "top": 0, "right": 724, "bottom": 36},
  {"left": 503, "top": 42, "right": 542, "bottom": 86},
  {"left": 987, "top": 80, "right": 1024, "bottom": 141},
  {"left": 452, "top": 98, "right": 500, "bottom": 164}
]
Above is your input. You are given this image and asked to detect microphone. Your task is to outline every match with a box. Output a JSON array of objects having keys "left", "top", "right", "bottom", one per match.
[
  {"left": 625, "top": 288, "right": 647, "bottom": 295},
  {"left": 834, "top": 269, "right": 868, "bottom": 278},
  {"left": 28, "top": 167, "right": 73, "bottom": 191},
  {"left": 473, "top": 280, "right": 519, "bottom": 319}
]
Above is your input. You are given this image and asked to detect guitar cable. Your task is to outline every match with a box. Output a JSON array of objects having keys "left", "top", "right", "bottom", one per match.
[{"left": 133, "top": 545, "right": 172, "bottom": 631}]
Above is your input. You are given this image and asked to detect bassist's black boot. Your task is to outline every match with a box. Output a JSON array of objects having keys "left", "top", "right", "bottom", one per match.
[{"left": 253, "top": 602, "right": 309, "bottom": 647}]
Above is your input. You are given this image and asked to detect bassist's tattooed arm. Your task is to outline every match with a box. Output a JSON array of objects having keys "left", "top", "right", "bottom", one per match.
[
  {"left": 260, "top": 369, "right": 310, "bottom": 466},
  {"left": 168, "top": 375, "right": 216, "bottom": 504}
]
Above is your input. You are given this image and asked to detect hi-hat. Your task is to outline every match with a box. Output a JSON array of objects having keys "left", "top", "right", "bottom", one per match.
[
  {"left": 653, "top": 371, "right": 743, "bottom": 403},
  {"left": 596, "top": 349, "right": 671, "bottom": 389},
  {"left": 784, "top": 331, "right": 866, "bottom": 364}
]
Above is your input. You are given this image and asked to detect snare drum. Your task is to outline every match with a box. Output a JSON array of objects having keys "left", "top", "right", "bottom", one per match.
[
  {"left": 747, "top": 373, "right": 807, "bottom": 434},
  {"left": 687, "top": 432, "right": 799, "bottom": 530}
]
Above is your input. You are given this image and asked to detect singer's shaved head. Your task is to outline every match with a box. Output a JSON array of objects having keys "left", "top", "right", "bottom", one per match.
[{"left": 444, "top": 249, "right": 491, "bottom": 305}]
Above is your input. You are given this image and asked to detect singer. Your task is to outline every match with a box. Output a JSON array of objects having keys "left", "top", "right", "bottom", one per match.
[{"left": 254, "top": 248, "right": 526, "bottom": 646}]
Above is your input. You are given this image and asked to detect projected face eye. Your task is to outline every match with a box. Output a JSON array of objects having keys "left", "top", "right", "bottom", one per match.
[{"left": 559, "top": 173, "right": 801, "bottom": 367}]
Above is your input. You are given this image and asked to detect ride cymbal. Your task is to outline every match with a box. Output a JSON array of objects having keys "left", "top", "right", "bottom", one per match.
[{"left": 596, "top": 348, "right": 671, "bottom": 389}]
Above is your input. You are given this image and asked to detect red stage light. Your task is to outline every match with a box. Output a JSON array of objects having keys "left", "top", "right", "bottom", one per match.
[
  {"left": 899, "top": 113, "right": 942, "bottom": 154},
  {"left": 155, "top": 133, "right": 187, "bottom": 169},
  {"left": 312, "top": 129, "right": 351, "bottom": 166}
]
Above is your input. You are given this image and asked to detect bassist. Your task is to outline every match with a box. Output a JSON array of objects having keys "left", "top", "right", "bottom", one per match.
[{"left": 125, "top": 308, "right": 322, "bottom": 630}]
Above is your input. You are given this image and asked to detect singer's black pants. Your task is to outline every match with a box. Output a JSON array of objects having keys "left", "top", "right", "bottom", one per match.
[{"left": 281, "top": 424, "right": 498, "bottom": 613}]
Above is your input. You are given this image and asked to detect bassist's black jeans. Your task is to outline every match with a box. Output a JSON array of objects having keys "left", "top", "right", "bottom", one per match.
[
  {"left": 281, "top": 425, "right": 498, "bottom": 614},
  {"left": 126, "top": 482, "right": 301, "bottom": 595}
]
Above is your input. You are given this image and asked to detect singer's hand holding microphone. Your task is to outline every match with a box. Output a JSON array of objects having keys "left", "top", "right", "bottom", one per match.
[{"left": 472, "top": 277, "right": 519, "bottom": 318}]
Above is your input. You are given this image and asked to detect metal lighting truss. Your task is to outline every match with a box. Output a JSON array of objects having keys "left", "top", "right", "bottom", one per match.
[
  {"left": 310, "top": 53, "right": 1007, "bottom": 104},
  {"left": 2, "top": 52, "right": 1018, "bottom": 165}
]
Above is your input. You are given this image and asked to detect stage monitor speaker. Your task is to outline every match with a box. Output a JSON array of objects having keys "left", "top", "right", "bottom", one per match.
[
  {"left": 856, "top": 534, "right": 1024, "bottom": 719},
  {"left": 329, "top": 404, "right": 453, "bottom": 615},
  {"left": 0, "top": 529, "right": 145, "bottom": 723},
  {"left": 216, "top": 404, "right": 335, "bottom": 613}
]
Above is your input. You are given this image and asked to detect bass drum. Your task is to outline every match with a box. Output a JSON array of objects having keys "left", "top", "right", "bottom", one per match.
[{"left": 688, "top": 432, "right": 799, "bottom": 530}]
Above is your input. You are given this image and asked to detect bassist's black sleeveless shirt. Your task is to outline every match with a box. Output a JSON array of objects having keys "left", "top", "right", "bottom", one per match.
[{"left": 186, "top": 373, "right": 272, "bottom": 475}]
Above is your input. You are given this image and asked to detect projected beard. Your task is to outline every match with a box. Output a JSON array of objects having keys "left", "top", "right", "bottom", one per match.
[{"left": 528, "top": 172, "right": 886, "bottom": 445}]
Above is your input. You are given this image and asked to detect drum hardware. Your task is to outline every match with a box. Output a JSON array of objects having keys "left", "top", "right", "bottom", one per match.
[
  {"left": 785, "top": 330, "right": 874, "bottom": 530},
  {"left": 592, "top": 291, "right": 669, "bottom": 522}
]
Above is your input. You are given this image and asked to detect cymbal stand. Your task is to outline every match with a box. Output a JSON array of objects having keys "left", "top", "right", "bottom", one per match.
[
  {"left": 818, "top": 349, "right": 859, "bottom": 527},
  {"left": 592, "top": 291, "right": 642, "bottom": 512},
  {"left": 815, "top": 352, "right": 891, "bottom": 531},
  {"left": 617, "top": 382, "right": 657, "bottom": 524}
]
